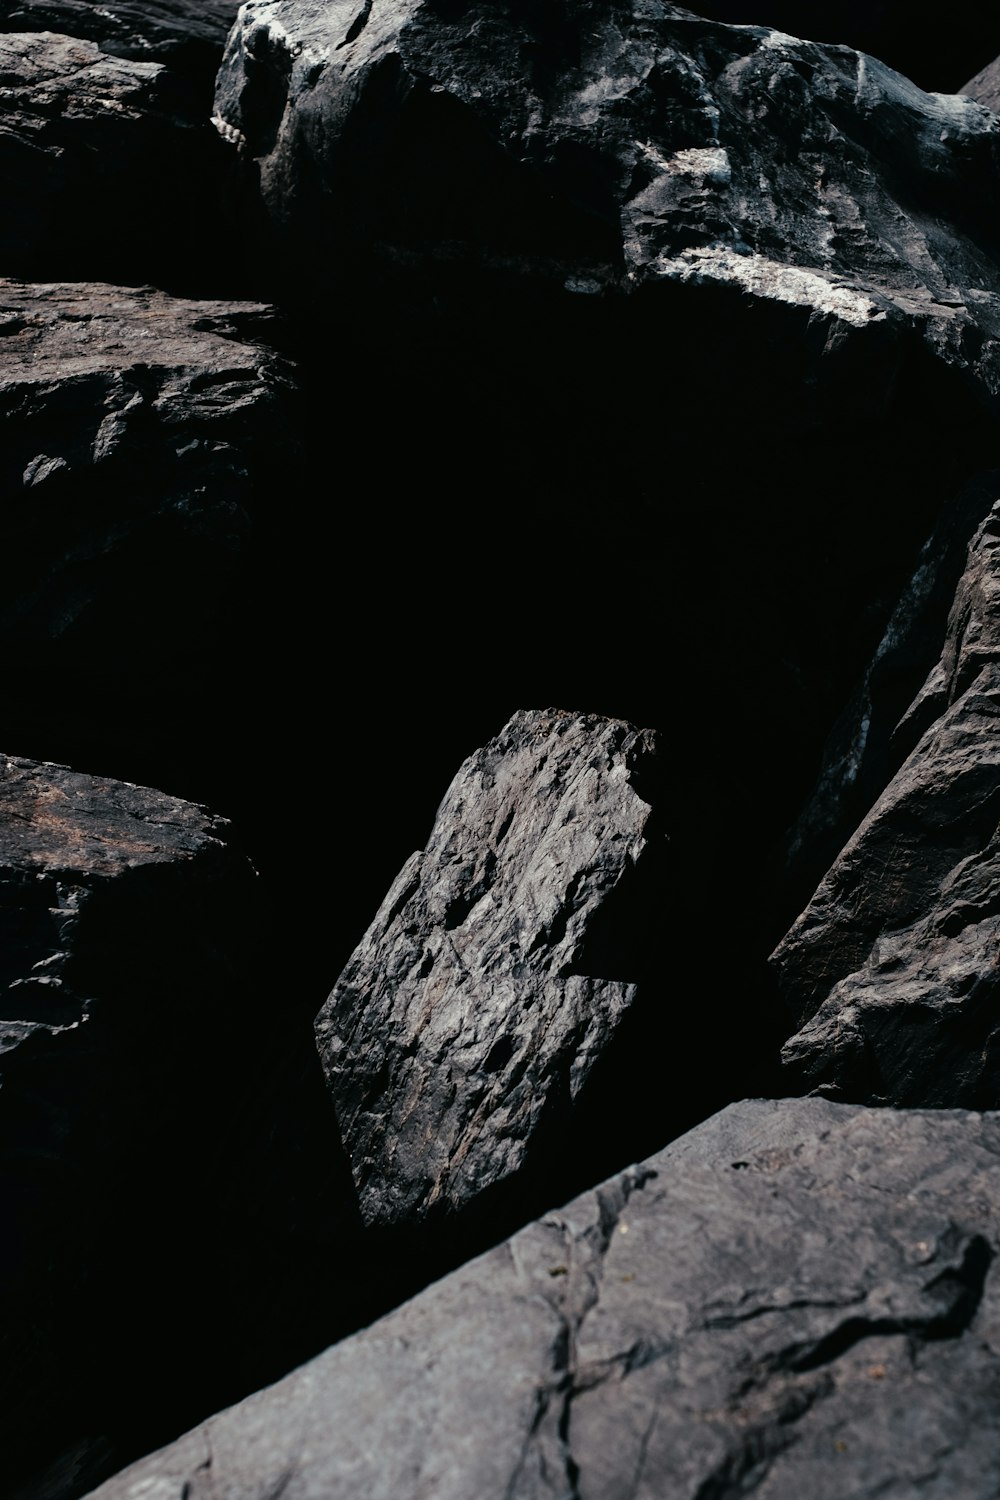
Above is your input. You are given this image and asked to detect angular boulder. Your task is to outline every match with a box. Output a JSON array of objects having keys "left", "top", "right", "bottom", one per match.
[
  {"left": 0, "top": 31, "right": 228, "bottom": 284},
  {"left": 84, "top": 1096, "right": 1000, "bottom": 1500},
  {"left": 315, "top": 707, "right": 666, "bottom": 1233},
  {"left": 774, "top": 492, "right": 1000, "bottom": 1106}
]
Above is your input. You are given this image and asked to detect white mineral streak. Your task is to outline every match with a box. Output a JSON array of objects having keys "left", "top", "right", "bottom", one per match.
[{"left": 646, "top": 246, "right": 887, "bottom": 327}]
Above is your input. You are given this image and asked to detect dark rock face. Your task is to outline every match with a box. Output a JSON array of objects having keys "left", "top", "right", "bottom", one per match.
[
  {"left": 962, "top": 56, "right": 1000, "bottom": 114},
  {"left": 215, "top": 0, "right": 1000, "bottom": 390},
  {"left": 680, "top": 2, "right": 1000, "bottom": 94},
  {"left": 316, "top": 708, "right": 665, "bottom": 1231},
  {"left": 0, "top": 1, "right": 240, "bottom": 87},
  {"left": 0, "top": 32, "right": 229, "bottom": 285},
  {"left": 0, "top": 755, "right": 262, "bottom": 1495},
  {"left": 0, "top": 280, "right": 295, "bottom": 778},
  {"left": 774, "top": 492, "right": 1000, "bottom": 1106},
  {"left": 83, "top": 1098, "right": 1000, "bottom": 1500}
]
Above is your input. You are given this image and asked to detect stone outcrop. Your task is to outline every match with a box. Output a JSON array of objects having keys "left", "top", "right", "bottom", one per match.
[
  {"left": 683, "top": 2, "right": 1000, "bottom": 93},
  {"left": 0, "top": 2, "right": 241, "bottom": 87},
  {"left": 0, "top": 31, "right": 229, "bottom": 284},
  {"left": 774, "top": 491, "right": 1000, "bottom": 1106},
  {"left": 962, "top": 55, "right": 1000, "bottom": 114},
  {"left": 315, "top": 708, "right": 666, "bottom": 1232},
  {"left": 0, "top": 279, "right": 295, "bottom": 778},
  {"left": 215, "top": 1, "right": 1000, "bottom": 398},
  {"left": 0, "top": 755, "right": 262, "bottom": 1496},
  {"left": 84, "top": 1097, "right": 1000, "bottom": 1500}
]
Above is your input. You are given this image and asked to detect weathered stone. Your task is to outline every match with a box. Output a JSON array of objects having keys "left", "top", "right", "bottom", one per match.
[
  {"left": 681, "top": 2, "right": 1000, "bottom": 93},
  {"left": 0, "top": 31, "right": 229, "bottom": 283},
  {"left": 215, "top": 1, "right": 1000, "bottom": 398},
  {"left": 84, "top": 1097, "right": 1000, "bottom": 1500},
  {"left": 0, "top": 1, "right": 240, "bottom": 87},
  {"left": 0, "top": 754, "right": 261, "bottom": 1495},
  {"left": 962, "top": 55, "right": 1000, "bottom": 114},
  {"left": 773, "top": 491, "right": 1000, "bottom": 1106},
  {"left": 778, "top": 471, "right": 1000, "bottom": 918},
  {"left": 0, "top": 279, "right": 295, "bottom": 775},
  {"left": 315, "top": 707, "right": 666, "bottom": 1231}
]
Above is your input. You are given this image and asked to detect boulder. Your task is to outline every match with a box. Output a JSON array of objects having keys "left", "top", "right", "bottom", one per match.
[
  {"left": 0, "top": 31, "right": 229, "bottom": 284},
  {"left": 961, "top": 55, "right": 1000, "bottom": 114},
  {"left": 315, "top": 707, "right": 668, "bottom": 1234},
  {"left": 215, "top": 0, "right": 1000, "bottom": 397},
  {"left": 83, "top": 1096, "right": 1000, "bottom": 1500},
  {"left": 773, "top": 491, "right": 1000, "bottom": 1106},
  {"left": 0, "top": 1, "right": 240, "bottom": 89}
]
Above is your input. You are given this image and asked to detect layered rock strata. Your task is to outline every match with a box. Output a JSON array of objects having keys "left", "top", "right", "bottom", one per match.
[
  {"left": 774, "top": 492, "right": 1000, "bottom": 1105},
  {"left": 85, "top": 1097, "right": 1000, "bottom": 1500},
  {"left": 315, "top": 707, "right": 666, "bottom": 1231}
]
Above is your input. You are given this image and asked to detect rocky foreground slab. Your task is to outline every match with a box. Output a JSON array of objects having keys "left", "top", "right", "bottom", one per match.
[{"left": 87, "top": 1096, "right": 1000, "bottom": 1500}]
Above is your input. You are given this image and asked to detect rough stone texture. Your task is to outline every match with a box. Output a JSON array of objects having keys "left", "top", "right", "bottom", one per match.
[
  {"left": 0, "top": 280, "right": 295, "bottom": 774},
  {"left": 773, "top": 493, "right": 1000, "bottom": 1106},
  {"left": 215, "top": 1, "right": 1000, "bottom": 398},
  {"left": 0, "top": 754, "right": 260, "bottom": 1496},
  {"left": 0, "top": 31, "right": 229, "bottom": 284},
  {"left": 315, "top": 707, "right": 665, "bottom": 1230},
  {"left": 680, "top": 3, "right": 1000, "bottom": 94},
  {"left": 0, "top": 2, "right": 241, "bottom": 85},
  {"left": 962, "top": 56, "right": 1000, "bottom": 114},
  {"left": 85, "top": 1097, "right": 1000, "bottom": 1500},
  {"left": 778, "top": 471, "right": 1000, "bottom": 919}
]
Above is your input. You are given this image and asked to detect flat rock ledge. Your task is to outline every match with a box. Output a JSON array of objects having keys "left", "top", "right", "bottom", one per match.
[
  {"left": 86, "top": 1096, "right": 1000, "bottom": 1500},
  {"left": 316, "top": 707, "right": 665, "bottom": 1229}
]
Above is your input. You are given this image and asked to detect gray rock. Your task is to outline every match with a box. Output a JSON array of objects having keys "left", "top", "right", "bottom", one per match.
[
  {"left": 215, "top": 0, "right": 1000, "bottom": 396},
  {"left": 0, "top": 31, "right": 228, "bottom": 282},
  {"left": 315, "top": 707, "right": 665, "bottom": 1230},
  {"left": 84, "top": 1097, "right": 1000, "bottom": 1500},
  {"left": 961, "top": 55, "right": 1000, "bottom": 113},
  {"left": 773, "top": 492, "right": 1000, "bottom": 1105},
  {"left": 0, "top": 1, "right": 240, "bottom": 83}
]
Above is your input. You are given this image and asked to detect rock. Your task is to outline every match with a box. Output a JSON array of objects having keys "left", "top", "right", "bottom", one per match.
[
  {"left": 681, "top": 2, "right": 1000, "bottom": 94},
  {"left": 773, "top": 490, "right": 1000, "bottom": 1106},
  {"left": 0, "top": 279, "right": 295, "bottom": 780},
  {"left": 315, "top": 707, "right": 667, "bottom": 1234},
  {"left": 0, "top": 1, "right": 241, "bottom": 89},
  {"left": 83, "top": 1096, "right": 1000, "bottom": 1500},
  {"left": 0, "top": 31, "right": 230, "bottom": 285},
  {"left": 961, "top": 55, "right": 1000, "bottom": 114},
  {"left": 215, "top": 0, "right": 1000, "bottom": 396},
  {"left": 0, "top": 754, "right": 261, "bottom": 1495},
  {"left": 778, "top": 470, "right": 1000, "bottom": 920}
]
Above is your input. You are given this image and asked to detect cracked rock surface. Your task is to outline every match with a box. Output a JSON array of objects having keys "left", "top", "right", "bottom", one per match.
[
  {"left": 774, "top": 491, "right": 1000, "bottom": 1106},
  {"left": 85, "top": 1097, "right": 1000, "bottom": 1500},
  {"left": 216, "top": 0, "right": 1000, "bottom": 397},
  {"left": 0, "top": 30, "right": 228, "bottom": 282},
  {"left": 315, "top": 707, "right": 665, "bottom": 1230}
]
